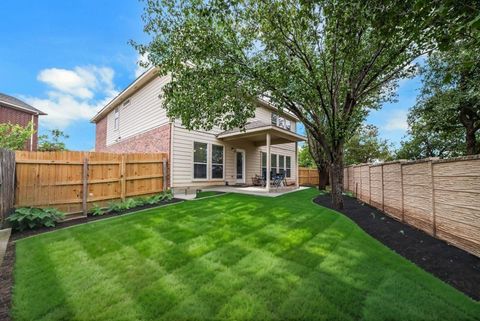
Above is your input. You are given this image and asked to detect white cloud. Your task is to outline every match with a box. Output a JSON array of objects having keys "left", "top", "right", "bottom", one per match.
[
  {"left": 383, "top": 110, "right": 409, "bottom": 131},
  {"left": 134, "top": 53, "right": 150, "bottom": 78},
  {"left": 23, "top": 65, "right": 118, "bottom": 129}
]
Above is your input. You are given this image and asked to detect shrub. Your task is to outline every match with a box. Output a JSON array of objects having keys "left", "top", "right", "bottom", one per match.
[
  {"left": 89, "top": 204, "right": 105, "bottom": 216},
  {"left": 7, "top": 207, "right": 65, "bottom": 231}
]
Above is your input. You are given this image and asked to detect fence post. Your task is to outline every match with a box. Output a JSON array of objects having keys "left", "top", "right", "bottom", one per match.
[
  {"left": 120, "top": 155, "right": 126, "bottom": 201},
  {"left": 430, "top": 160, "right": 437, "bottom": 236},
  {"left": 368, "top": 165, "right": 372, "bottom": 205},
  {"left": 381, "top": 164, "right": 384, "bottom": 212},
  {"left": 82, "top": 157, "right": 88, "bottom": 216},
  {"left": 400, "top": 162, "right": 405, "bottom": 222},
  {"left": 162, "top": 159, "right": 167, "bottom": 191}
]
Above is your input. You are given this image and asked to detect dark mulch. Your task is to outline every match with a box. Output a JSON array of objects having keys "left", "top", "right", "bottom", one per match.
[
  {"left": 314, "top": 194, "right": 480, "bottom": 301},
  {"left": 0, "top": 242, "right": 15, "bottom": 321},
  {"left": 11, "top": 198, "right": 183, "bottom": 241}
]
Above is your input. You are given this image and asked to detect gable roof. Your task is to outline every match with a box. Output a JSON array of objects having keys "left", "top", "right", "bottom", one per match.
[{"left": 0, "top": 93, "right": 47, "bottom": 115}]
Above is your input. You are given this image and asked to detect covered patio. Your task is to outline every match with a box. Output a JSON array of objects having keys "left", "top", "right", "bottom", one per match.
[{"left": 217, "top": 120, "right": 306, "bottom": 192}]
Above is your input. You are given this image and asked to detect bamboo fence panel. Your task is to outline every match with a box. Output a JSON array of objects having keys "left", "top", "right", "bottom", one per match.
[
  {"left": 298, "top": 167, "right": 319, "bottom": 186},
  {"left": 343, "top": 155, "right": 480, "bottom": 257},
  {"left": 0, "top": 149, "right": 15, "bottom": 227},
  {"left": 15, "top": 151, "right": 168, "bottom": 219}
]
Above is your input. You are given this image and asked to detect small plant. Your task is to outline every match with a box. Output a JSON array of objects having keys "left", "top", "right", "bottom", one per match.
[
  {"left": 107, "top": 201, "right": 124, "bottom": 213},
  {"left": 7, "top": 207, "right": 65, "bottom": 231},
  {"left": 89, "top": 204, "right": 105, "bottom": 216},
  {"left": 134, "top": 196, "right": 148, "bottom": 207}
]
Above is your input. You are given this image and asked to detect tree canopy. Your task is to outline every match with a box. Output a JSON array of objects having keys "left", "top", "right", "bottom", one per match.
[
  {"left": 397, "top": 38, "right": 480, "bottom": 158},
  {"left": 344, "top": 125, "right": 392, "bottom": 165},
  {"left": 0, "top": 122, "right": 34, "bottom": 150},
  {"left": 38, "top": 129, "right": 69, "bottom": 152},
  {"left": 135, "top": 0, "right": 476, "bottom": 208}
]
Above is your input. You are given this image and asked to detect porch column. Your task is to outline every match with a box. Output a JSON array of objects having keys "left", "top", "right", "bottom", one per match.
[
  {"left": 295, "top": 142, "right": 299, "bottom": 188},
  {"left": 266, "top": 132, "right": 271, "bottom": 192}
]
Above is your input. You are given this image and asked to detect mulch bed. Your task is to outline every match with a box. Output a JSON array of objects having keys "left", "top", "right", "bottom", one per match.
[
  {"left": 0, "top": 243, "right": 15, "bottom": 321},
  {"left": 314, "top": 194, "right": 480, "bottom": 301},
  {"left": 0, "top": 198, "right": 184, "bottom": 321},
  {"left": 10, "top": 198, "right": 183, "bottom": 241}
]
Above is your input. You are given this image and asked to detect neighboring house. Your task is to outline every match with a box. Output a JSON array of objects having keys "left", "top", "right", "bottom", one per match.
[
  {"left": 92, "top": 68, "right": 305, "bottom": 192},
  {"left": 0, "top": 93, "right": 46, "bottom": 151}
]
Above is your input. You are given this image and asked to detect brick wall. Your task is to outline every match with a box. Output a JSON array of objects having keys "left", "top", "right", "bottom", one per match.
[
  {"left": 95, "top": 122, "right": 171, "bottom": 154},
  {"left": 95, "top": 121, "right": 171, "bottom": 187},
  {"left": 0, "top": 105, "right": 39, "bottom": 150}
]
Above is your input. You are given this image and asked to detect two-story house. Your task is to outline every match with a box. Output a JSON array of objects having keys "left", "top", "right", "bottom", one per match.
[{"left": 92, "top": 68, "right": 305, "bottom": 193}]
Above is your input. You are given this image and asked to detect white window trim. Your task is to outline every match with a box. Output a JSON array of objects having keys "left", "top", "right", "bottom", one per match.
[
  {"left": 211, "top": 143, "right": 225, "bottom": 181},
  {"left": 192, "top": 141, "right": 226, "bottom": 181},
  {"left": 192, "top": 141, "right": 209, "bottom": 181},
  {"left": 261, "top": 152, "right": 292, "bottom": 178},
  {"left": 286, "top": 155, "right": 292, "bottom": 178},
  {"left": 114, "top": 107, "right": 120, "bottom": 131}
]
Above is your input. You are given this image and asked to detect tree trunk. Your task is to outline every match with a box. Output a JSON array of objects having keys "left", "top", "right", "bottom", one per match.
[
  {"left": 317, "top": 163, "right": 328, "bottom": 190},
  {"left": 466, "top": 127, "right": 477, "bottom": 155},
  {"left": 329, "top": 151, "right": 344, "bottom": 209}
]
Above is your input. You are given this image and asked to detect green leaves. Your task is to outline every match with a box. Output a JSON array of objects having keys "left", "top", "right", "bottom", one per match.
[
  {"left": 7, "top": 207, "right": 65, "bottom": 231},
  {"left": 0, "top": 121, "right": 35, "bottom": 150}
]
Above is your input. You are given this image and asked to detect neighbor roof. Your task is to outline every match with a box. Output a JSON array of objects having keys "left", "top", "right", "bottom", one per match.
[{"left": 0, "top": 93, "right": 47, "bottom": 115}]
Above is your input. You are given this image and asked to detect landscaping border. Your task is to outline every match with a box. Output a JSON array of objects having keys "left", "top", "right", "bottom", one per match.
[
  {"left": 313, "top": 194, "right": 480, "bottom": 301},
  {"left": 11, "top": 198, "right": 183, "bottom": 241}
]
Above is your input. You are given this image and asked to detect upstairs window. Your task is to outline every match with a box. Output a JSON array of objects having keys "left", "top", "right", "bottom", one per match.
[
  {"left": 271, "top": 112, "right": 292, "bottom": 131},
  {"left": 114, "top": 108, "right": 120, "bottom": 130},
  {"left": 193, "top": 142, "right": 208, "bottom": 179}
]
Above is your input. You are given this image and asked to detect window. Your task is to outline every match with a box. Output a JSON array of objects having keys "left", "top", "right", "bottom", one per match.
[
  {"left": 286, "top": 156, "right": 291, "bottom": 178},
  {"left": 271, "top": 113, "right": 278, "bottom": 126},
  {"left": 279, "top": 155, "right": 285, "bottom": 175},
  {"left": 271, "top": 112, "right": 292, "bottom": 131},
  {"left": 261, "top": 152, "right": 267, "bottom": 179},
  {"left": 193, "top": 142, "right": 208, "bottom": 179},
  {"left": 114, "top": 108, "right": 120, "bottom": 130},
  {"left": 271, "top": 153, "right": 277, "bottom": 177},
  {"left": 285, "top": 119, "right": 291, "bottom": 131},
  {"left": 211, "top": 144, "right": 224, "bottom": 179}
]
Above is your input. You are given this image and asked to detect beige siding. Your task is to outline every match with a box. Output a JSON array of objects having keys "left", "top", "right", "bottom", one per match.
[
  {"left": 172, "top": 125, "right": 297, "bottom": 189},
  {"left": 106, "top": 75, "right": 170, "bottom": 146}
]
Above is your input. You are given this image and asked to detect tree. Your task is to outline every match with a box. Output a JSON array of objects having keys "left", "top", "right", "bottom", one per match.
[
  {"left": 344, "top": 125, "right": 392, "bottom": 165},
  {"left": 134, "top": 0, "right": 474, "bottom": 208},
  {"left": 396, "top": 107, "right": 466, "bottom": 160},
  {"left": 0, "top": 122, "right": 34, "bottom": 150},
  {"left": 38, "top": 129, "right": 69, "bottom": 152},
  {"left": 406, "top": 42, "right": 480, "bottom": 155},
  {"left": 298, "top": 145, "right": 315, "bottom": 168}
]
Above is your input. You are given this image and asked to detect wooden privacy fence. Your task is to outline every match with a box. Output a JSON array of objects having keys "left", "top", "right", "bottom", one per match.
[
  {"left": 343, "top": 155, "right": 480, "bottom": 257},
  {"left": 15, "top": 151, "right": 168, "bottom": 219},
  {"left": 0, "top": 149, "right": 15, "bottom": 227},
  {"left": 299, "top": 167, "right": 319, "bottom": 186}
]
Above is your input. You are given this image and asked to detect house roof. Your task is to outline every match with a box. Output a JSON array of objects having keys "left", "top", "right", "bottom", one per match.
[{"left": 0, "top": 93, "right": 47, "bottom": 115}]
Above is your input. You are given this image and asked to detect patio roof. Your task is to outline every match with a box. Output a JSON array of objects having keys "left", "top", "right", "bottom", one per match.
[{"left": 217, "top": 121, "right": 306, "bottom": 146}]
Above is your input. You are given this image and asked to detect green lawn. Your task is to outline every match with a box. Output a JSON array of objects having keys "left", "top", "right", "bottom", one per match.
[{"left": 12, "top": 189, "right": 479, "bottom": 321}]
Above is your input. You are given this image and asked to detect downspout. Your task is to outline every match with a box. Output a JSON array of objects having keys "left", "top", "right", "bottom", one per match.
[
  {"left": 169, "top": 122, "right": 174, "bottom": 189},
  {"left": 30, "top": 114, "right": 34, "bottom": 151}
]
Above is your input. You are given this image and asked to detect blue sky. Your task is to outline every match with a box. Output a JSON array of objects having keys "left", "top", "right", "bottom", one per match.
[{"left": 0, "top": 1, "right": 420, "bottom": 151}]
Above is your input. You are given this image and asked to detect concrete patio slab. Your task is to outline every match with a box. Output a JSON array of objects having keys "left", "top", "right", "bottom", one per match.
[
  {"left": 204, "top": 185, "right": 309, "bottom": 197},
  {"left": 0, "top": 228, "right": 12, "bottom": 267}
]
